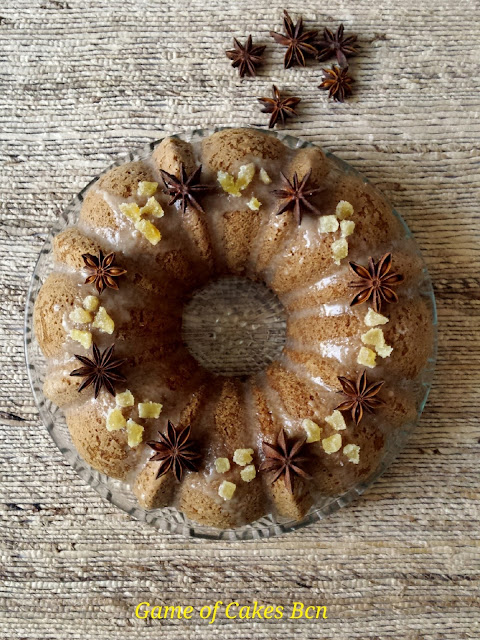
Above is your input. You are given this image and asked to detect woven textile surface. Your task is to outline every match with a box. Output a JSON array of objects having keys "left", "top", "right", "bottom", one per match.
[{"left": 1, "top": 1, "right": 479, "bottom": 638}]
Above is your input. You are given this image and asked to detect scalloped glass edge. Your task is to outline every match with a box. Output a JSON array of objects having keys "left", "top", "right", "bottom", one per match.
[{"left": 24, "top": 127, "right": 438, "bottom": 541}]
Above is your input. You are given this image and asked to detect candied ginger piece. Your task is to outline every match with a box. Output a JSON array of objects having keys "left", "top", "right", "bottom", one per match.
[
  {"left": 240, "top": 465, "right": 256, "bottom": 482},
  {"left": 214, "top": 458, "right": 231, "bottom": 473},
  {"left": 106, "top": 408, "right": 126, "bottom": 432},
  {"left": 70, "top": 329, "right": 92, "bottom": 349},
  {"left": 137, "top": 181, "right": 158, "bottom": 197},
  {"left": 138, "top": 401, "right": 163, "bottom": 419},
  {"left": 302, "top": 418, "right": 322, "bottom": 442},
  {"left": 126, "top": 419, "right": 144, "bottom": 447},
  {"left": 324, "top": 410, "right": 346, "bottom": 431},
  {"left": 336, "top": 200, "right": 354, "bottom": 219},
  {"left": 322, "top": 433, "right": 342, "bottom": 454},
  {"left": 69, "top": 307, "right": 93, "bottom": 324},
  {"left": 92, "top": 306, "right": 114, "bottom": 334},
  {"left": 233, "top": 448, "right": 254, "bottom": 466},
  {"left": 343, "top": 443, "right": 360, "bottom": 464},
  {"left": 218, "top": 480, "right": 236, "bottom": 500},
  {"left": 357, "top": 346, "right": 377, "bottom": 368}
]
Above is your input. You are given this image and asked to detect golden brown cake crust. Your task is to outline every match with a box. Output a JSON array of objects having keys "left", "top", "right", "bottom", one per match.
[
  {"left": 34, "top": 273, "right": 77, "bottom": 358},
  {"left": 96, "top": 161, "right": 156, "bottom": 198},
  {"left": 201, "top": 128, "right": 284, "bottom": 172},
  {"left": 53, "top": 228, "right": 102, "bottom": 271},
  {"left": 66, "top": 402, "right": 131, "bottom": 480}
]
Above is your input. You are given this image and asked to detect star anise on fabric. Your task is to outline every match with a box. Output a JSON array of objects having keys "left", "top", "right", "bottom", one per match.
[
  {"left": 272, "top": 169, "right": 323, "bottom": 225},
  {"left": 258, "top": 85, "right": 301, "bottom": 129},
  {"left": 226, "top": 35, "right": 266, "bottom": 78},
  {"left": 147, "top": 421, "right": 201, "bottom": 481},
  {"left": 82, "top": 251, "right": 127, "bottom": 294},
  {"left": 270, "top": 10, "right": 318, "bottom": 68},
  {"left": 317, "top": 24, "right": 358, "bottom": 67},
  {"left": 349, "top": 252, "right": 404, "bottom": 312},
  {"left": 336, "top": 370, "right": 385, "bottom": 426},
  {"left": 319, "top": 65, "right": 355, "bottom": 102},
  {"left": 70, "top": 343, "right": 127, "bottom": 398},
  {"left": 260, "top": 428, "right": 312, "bottom": 494},
  {"left": 160, "top": 163, "right": 214, "bottom": 214}
]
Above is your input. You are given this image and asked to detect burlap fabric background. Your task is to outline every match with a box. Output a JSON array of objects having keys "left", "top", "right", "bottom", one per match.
[{"left": 1, "top": 1, "right": 479, "bottom": 638}]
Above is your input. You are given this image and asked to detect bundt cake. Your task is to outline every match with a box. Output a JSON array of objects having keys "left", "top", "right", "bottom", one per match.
[{"left": 33, "top": 127, "right": 434, "bottom": 529}]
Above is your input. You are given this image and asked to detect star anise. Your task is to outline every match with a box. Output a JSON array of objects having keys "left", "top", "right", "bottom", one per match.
[
  {"left": 270, "top": 10, "right": 318, "bottom": 68},
  {"left": 70, "top": 343, "right": 127, "bottom": 398},
  {"left": 317, "top": 24, "right": 358, "bottom": 67},
  {"left": 147, "top": 421, "right": 201, "bottom": 481},
  {"left": 272, "top": 169, "right": 323, "bottom": 225},
  {"left": 258, "top": 85, "right": 301, "bottom": 129},
  {"left": 260, "top": 428, "right": 311, "bottom": 494},
  {"left": 160, "top": 163, "right": 214, "bottom": 214},
  {"left": 226, "top": 35, "right": 266, "bottom": 78},
  {"left": 319, "top": 65, "right": 355, "bottom": 102},
  {"left": 349, "top": 253, "right": 404, "bottom": 312},
  {"left": 336, "top": 370, "right": 385, "bottom": 425},
  {"left": 82, "top": 251, "right": 127, "bottom": 294}
]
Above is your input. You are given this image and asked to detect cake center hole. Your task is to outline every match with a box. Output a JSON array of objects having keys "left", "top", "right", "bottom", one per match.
[{"left": 182, "top": 277, "right": 287, "bottom": 376}]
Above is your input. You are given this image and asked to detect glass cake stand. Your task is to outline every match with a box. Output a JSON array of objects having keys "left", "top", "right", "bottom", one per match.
[{"left": 24, "top": 128, "right": 438, "bottom": 540}]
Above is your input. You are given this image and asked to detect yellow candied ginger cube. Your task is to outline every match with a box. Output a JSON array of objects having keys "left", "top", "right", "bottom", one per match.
[
  {"left": 69, "top": 307, "right": 93, "bottom": 324},
  {"left": 126, "top": 419, "right": 144, "bottom": 448},
  {"left": 236, "top": 163, "right": 255, "bottom": 190},
  {"left": 70, "top": 329, "right": 92, "bottom": 349},
  {"left": 336, "top": 200, "right": 354, "bottom": 219},
  {"left": 115, "top": 389, "right": 134, "bottom": 407},
  {"left": 259, "top": 168, "right": 272, "bottom": 184},
  {"left": 302, "top": 418, "right": 322, "bottom": 443},
  {"left": 343, "top": 443, "right": 360, "bottom": 464},
  {"left": 331, "top": 238, "right": 349, "bottom": 265},
  {"left": 214, "top": 457, "right": 231, "bottom": 474},
  {"left": 240, "top": 464, "right": 256, "bottom": 483},
  {"left": 137, "top": 181, "right": 158, "bottom": 197},
  {"left": 83, "top": 295, "right": 99, "bottom": 313},
  {"left": 247, "top": 196, "right": 262, "bottom": 211},
  {"left": 135, "top": 219, "right": 161, "bottom": 245},
  {"left": 218, "top": 170, "right": 241, "bottom": 197},
  {"left": 140, "top": 196, "right": 164, "bottom": 218},
  {"left": 319, "top": 215, "right": 339, "bottom": 233},
  {"left": 218, "top": 480, "right": 236, "bottom": 500},
  {"left": 361, "top": 328, "right": 393, "bottom": 359},
  {"left": 92, "top": 306, "right": 114, "bottom": 334},
  {"left": 120, "top": 202, "right": 142, "bottom": 222},
  {"left": 322, "top": 433, "right": 342, "bottom": 454},
  {"left": 106, "top": 408, "right": 127, "bottom": 432},
  {"left": 138, "top": 401, "right": 163, "bottom": 419},
  {"left": 357, "top": 346, "right": 377, "bottom": 368},
  {"left": 324, "top": 409, "right": 346, "bottom": 431},
  {"left": 364, "top": 307, "right": 389, "bottom": 327},
  {"left": 340, "top": 220, "right": 355, "bottom": 237},
  {"left": 233, "top": 448, "right": 254, "bottom": 466}
]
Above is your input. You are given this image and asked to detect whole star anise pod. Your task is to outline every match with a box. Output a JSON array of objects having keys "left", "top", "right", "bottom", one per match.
[
  {"left": 317, "top": 24, "right": 358, "bottom": 67},
  {"left": 260, "top": 428, "right": 311, "bottom": 494},
  {"left": 147, "top": 421, "right": 201, "bottom": 481},
  {"left": 272, "top": 169, "right": 323, "bottom": 225},
  {"left": 270, "top": 10, "right": 318, "bottom": 68},
  {"left": 82, "top": 251, "right": 127, "bottom": 294},
  {"left": 258, "top": 85, "right": 301, "bottom": 129},
  {"left": 70, "top": 343, "right": 127, "bottom": 398},
  {"left": 319, "top": 65, "right": 355, "bottom": 102},
  {"left": 226, "top": 35, "right": 266, "bottom": 78},
  {"left": 160, "top": 163, "right": 214, "bottom": 214},
  {"left": 336, "top": 370, "right": 385, "bottom": 425},
  {"left": 349, "top": 253, "right": 404, "bottom": 312}
]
